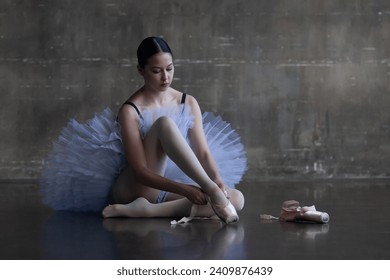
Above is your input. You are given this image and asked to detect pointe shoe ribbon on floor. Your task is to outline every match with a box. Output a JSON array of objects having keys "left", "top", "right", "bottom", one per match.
[{"left": 171, "top": 204, "right": 199, "bottom": 225}]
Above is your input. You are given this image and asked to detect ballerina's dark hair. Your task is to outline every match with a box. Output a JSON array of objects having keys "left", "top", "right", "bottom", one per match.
[{"left": 137, "top": 37, "right": 173, "bottom": 68}]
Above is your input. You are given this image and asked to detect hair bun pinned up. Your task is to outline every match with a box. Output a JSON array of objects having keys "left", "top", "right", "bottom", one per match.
[{"left": 137, "top": 37, "right": 172, "bottom": 68}]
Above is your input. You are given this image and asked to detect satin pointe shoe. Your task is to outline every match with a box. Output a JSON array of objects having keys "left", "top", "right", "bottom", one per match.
[{"left": 206, "top": 195, "right": 239, "bottom": 224}]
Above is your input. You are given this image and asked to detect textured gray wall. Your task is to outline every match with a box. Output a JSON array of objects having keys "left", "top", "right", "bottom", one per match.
[{"left": 1, "top": 0, "right": 389, "bottom": 181}]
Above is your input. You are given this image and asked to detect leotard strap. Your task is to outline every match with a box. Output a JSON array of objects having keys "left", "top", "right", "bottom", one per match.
[
  {"left": 181, "top": 92, "right": 187, "bottom": 104},
  {"left": 124, "top": 101, "right": 142, "bottom": 117}
]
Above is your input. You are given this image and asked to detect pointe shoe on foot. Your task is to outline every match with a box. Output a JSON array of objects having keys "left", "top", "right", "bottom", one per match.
[{"left": 206, "top": 196, "right": 239, "bottom": 224}]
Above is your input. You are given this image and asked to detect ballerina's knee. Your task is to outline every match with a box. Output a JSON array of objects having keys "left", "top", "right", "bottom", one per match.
[
  {"left": 155, "top": 116, "right": 179, "bottom": 135},
  {"left": 230, "top": 189, "right": 245, "bottom": 211}
]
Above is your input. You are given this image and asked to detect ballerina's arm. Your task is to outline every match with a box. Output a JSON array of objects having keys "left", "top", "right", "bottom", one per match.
[{"left": 117, "top": 104, "right": 206, "bottom": 204}]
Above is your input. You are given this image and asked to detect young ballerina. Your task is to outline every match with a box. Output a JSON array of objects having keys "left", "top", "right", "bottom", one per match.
[
  {"left": 40, "top": 37, "right": 246, "bottom": 224},
  {"left": 103, "top": 37, "right": 245, "bottom": 223}
]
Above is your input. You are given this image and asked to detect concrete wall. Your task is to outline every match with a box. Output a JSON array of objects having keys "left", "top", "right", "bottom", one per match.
[{"left": 1, "top": 0, "right": 389, "bottom": 181}]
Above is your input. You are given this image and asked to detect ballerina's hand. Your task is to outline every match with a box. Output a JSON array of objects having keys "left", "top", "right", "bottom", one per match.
[{"left": 186, "top": 185, "right": 207, "bottom": 205}]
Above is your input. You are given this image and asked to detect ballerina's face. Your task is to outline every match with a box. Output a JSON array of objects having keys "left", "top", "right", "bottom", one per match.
[{"left": 140, "top": 52, "right": 174, "bottom": 92}]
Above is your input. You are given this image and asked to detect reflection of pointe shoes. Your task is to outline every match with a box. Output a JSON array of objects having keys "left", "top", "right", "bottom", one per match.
[{"left": 206, "top": 196, "right": 239, "bottom": 224}]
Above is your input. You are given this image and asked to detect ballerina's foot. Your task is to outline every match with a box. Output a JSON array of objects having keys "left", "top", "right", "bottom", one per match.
[
  {"left": 102, "top": 197, "right": 151, "bottom": 218},
  {"left": 209, "top": 199, "right": 239, "bottom": 224},
  {"left": 207, "top": 189, "right": 239, "bottom": 224}
]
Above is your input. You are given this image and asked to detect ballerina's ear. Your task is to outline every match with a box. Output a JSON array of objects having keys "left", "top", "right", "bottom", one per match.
[{"left": 137, "top": 65, "right": 144, "bottom": 76}]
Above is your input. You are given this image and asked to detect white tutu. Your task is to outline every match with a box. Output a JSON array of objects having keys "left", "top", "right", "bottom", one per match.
[{"left": 40, "top": 106, "right": 247, "bottom": 212}]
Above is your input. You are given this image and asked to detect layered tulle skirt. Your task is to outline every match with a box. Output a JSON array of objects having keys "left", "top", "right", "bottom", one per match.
[{"left": 40, "top": 108, "right": 247, "bottom": 212}]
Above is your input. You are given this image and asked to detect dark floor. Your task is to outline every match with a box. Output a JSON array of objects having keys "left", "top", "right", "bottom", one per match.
[{"left": 1, "top": 180, "right": 389, "bottom": 260}]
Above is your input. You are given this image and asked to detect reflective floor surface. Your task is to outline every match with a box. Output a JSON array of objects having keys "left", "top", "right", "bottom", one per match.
[{"left": 0, "top": 180, "right": 389, "bottom": 259}]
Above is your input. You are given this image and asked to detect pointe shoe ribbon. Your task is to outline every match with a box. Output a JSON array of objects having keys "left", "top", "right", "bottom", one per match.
[
  {"left": 171, "top": 204, "right": 199, "bottom": 225},
  {"left": 171, "top": 195, "right": 239, "bottom": 225}
]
